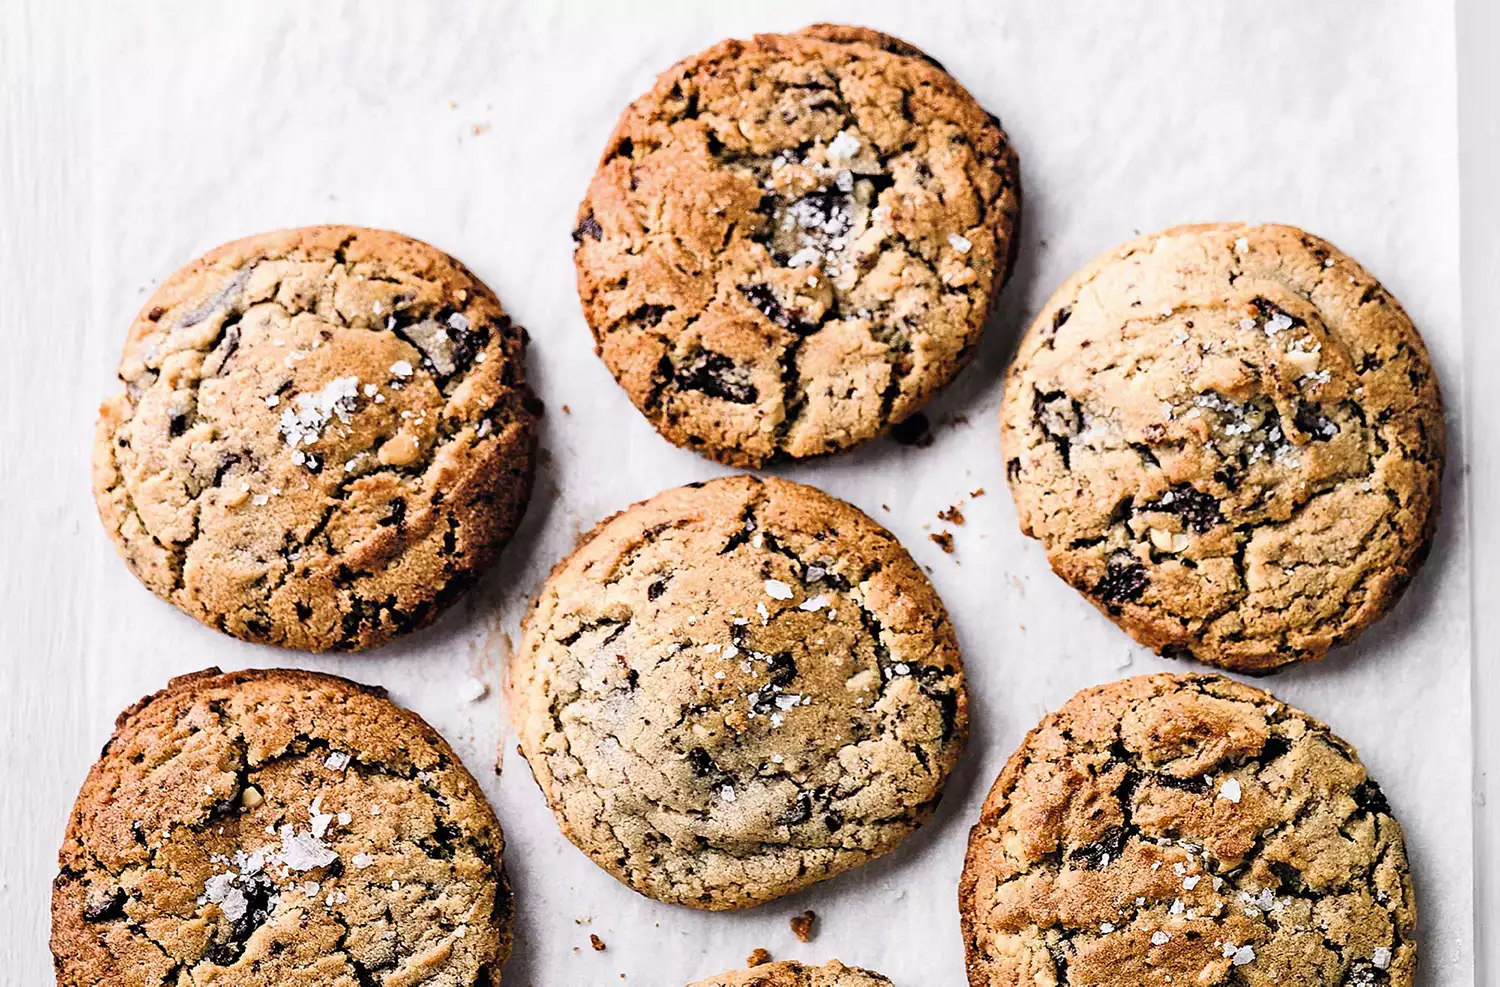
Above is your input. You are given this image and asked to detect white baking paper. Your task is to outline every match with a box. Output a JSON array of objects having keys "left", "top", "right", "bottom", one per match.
[{"left": 7, "top": 1, "right": 1472, "bottom": 983}]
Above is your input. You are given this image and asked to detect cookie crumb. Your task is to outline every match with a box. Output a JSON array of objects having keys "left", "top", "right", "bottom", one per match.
[
  {"left": 930, "top": 531, "right": 955, "bottom": 554},
  {"left": 790, "top": 909, "right": 816, "bottom": 942},
  {"left": 970, "top": 487, "right": 985, "bottom": 498},
  {"left": 471, "top": 122, "right": 491, "bottom": 136},
  {"left": 746, "top": 948, "right": 772, "bottom": 967},
  {"left": 590, "top": 934, "right": 606, "bottom": 951},
  {"left": 890, "top": 412, "right": 933, "bottom": 447},
  {"left": 937, "top": 505, "right": 965, "bottom": 526}
]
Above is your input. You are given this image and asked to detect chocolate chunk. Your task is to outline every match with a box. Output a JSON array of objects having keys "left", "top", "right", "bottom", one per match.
[
  {"left": 780, "top": 792, "right": 812, "bottom": 826},
  {"left": 1351, "top": 779, "right": 1392, "bottom": 817},
  {"left": 1251, "top": 297, "right": 1306, "bottom": 329},
  {"left": 572, "top": 213, "right": 603, "bottom": 243},
  {"left": 1094, "top": 552, "right": 1148, "bottom": 606},
  {"left": 379, "top": 498, "right": 407, "bottom": 528},
  {"left": 676, "top": 351, "right": 758, "bottom": 404},
  {"left": 1153, "top": 772, "right": 1212, "bottom": 795},
  {"left": 81, "top": 886, "right": 126, "bottom": 923},
  {"left": 1068, "top": 825, "right": 1128, "bottom": 870},
  {"left": 1033, "top": 390, "right": 1081, "bottom": 467},
  {"left": 738, "top": 283, "right": 814, "bottom": 334},
  {"left": 419, "top": 819, "right": 463, "bottom": 860},
  {"left": 766, "top": 653, "right": 797, "bottom": 687},
  {"left": 1150, "top": 484, "right": 1223, "bottom": 532},
  {"left": 1260, "top": 735, "right": 1291, "bottom": 763},
  {"left": 212, "top": 878, "right": 277, "bottom": 965},
  {"left": 686, "top": 747, "right": 721, "bottom": 778},
  {"left": 1295, "top": 401, "right": 1340, "bottom": 440}
]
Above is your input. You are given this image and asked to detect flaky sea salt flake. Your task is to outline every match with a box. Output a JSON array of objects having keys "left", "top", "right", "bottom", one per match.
[{"left": 764, "top": 579, "right": 794, "bottom": 600}]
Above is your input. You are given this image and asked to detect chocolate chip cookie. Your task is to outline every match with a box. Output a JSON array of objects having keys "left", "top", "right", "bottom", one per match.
[
  {"left": 51, "top": 667, "right": 512, "bottom": 986},
  {"left": 959, "top": 673, "right": 1415, "bottom": 987},
  {"left": 510, "top": 475, "right": 967, "bottom": 909},
  {"left": 690, "top": 959, "right": 895, "bottom": 987},
  {"left": 574, "top": 25, "right": 1021, "bottom": 467},
  {"left": 1000, "top": 224, "right": 1443, "bottom": 672},
  {"left": 93, "top": 226, "right": 539, "bottom": 652}
]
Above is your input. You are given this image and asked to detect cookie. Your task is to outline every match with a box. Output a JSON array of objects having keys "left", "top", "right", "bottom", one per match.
[
  {"left": 51, "top": 667, "right": 512, "bottom": 986},
  {"left": 93, "top": 225, "right": 539, "bottom": 652},
  {"left": 959, "top": 673, "right": 1415, "bottom": 987},
  {"left": 1000, "top": 223, "right": 1443, "bottom": 672},
  {"left": 689, "top": 959, "right": 894, "bottom": 987},
  {"left": 574, "top": 25, "right": 1021, "bottom": 467},
  {"left": 510, "top": 475, "right": 966, "bottom": 909}
]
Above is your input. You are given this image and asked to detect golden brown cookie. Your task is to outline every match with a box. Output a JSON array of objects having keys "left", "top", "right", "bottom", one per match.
[
  {"left": 93, "top": 226, "right": 539, "bottom": 652},
  {"left": 689, "top": 959, "right": 894, "bottom": 987},
  {"left": 959, "top": 673, "right": 1415, "bottom": 987},
  {"left": 51, "top": 667, "right": 512, "bottom": 986},
  {"left": 510, "top": 475, "right": 967, "bottom": 909},
  {"left": 574, "top": 25, "right": 1021, "bottom": 467},
  {"left": 1000, "top": 223, "right": 1443, "bottom": 673}
]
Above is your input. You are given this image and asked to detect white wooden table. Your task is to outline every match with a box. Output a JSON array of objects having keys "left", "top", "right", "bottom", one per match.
[{"left": 3, "top": 1, "right": 1494, "bottom": 983}]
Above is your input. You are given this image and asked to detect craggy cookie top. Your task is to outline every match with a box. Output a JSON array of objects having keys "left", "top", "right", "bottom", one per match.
[
  {"left": 52, "top": 668, "right": 512, "bottom": 986},
  {"left": 93, "top": 226, "right": 538, "bottom": 652},
  {"left": 574, "top": 25, "right": 1020, "bottom": 467},
  {"left": 511, "top": 475, "right": 966, "bottom": 909},
  {"left": 689, "top": 959, "right": 894, "bottom": 987},
  {"left": 1000, "top": 224, "right": 1443, "bottom": 672},
  {"left": 960, "top": 674, "right": 1415, "bottom": 987}
]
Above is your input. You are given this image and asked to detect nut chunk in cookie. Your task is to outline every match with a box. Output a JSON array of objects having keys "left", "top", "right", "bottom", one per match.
[
  {"left": 1001, "top": 223, "right": 1443, "bottom": 672},
  {"left": 511, "top": 475, "right": 967, "bottom": 909},
  {"left": 51, "top": 668, "right": 513, "bottom": 986},
  {"left": 689, "top": 959, "right": 895, "bottom": 987},
  {"left": 575, "top": 25, "right": 1021, "bottom": 467},
  {"left": 93, "top": 225, "right": 539, "bottom": 652},
  {"left": 959, "top": 673, "right": 1416, "bottom": 987}
]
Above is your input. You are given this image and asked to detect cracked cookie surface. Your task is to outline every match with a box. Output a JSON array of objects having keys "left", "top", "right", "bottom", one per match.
[
  {"left": 51, "top": 667, "right": 512, "bottom": 986},
  {"left": 574, "top": 24, "right": 1020, "bottom": 467},
  {"left": 689, "top": 959, "right": 894, "bottom": 987},
  {"left": 959, "top": 673, "right": 1415, "bottom": 987},
  {"left": 1000, "top": 224, "right": 1443, "bottom": 672},
  {"left": 93, "top": 225, "right": 539, "bottom": 652},
  {"left": 511, "top": 475, "right": 966, "bottom": 909}
]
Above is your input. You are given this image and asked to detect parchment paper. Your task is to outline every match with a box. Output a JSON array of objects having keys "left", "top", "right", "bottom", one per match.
[{"left": 25, "top": 1, "right": 1475, "bottom": 983}]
